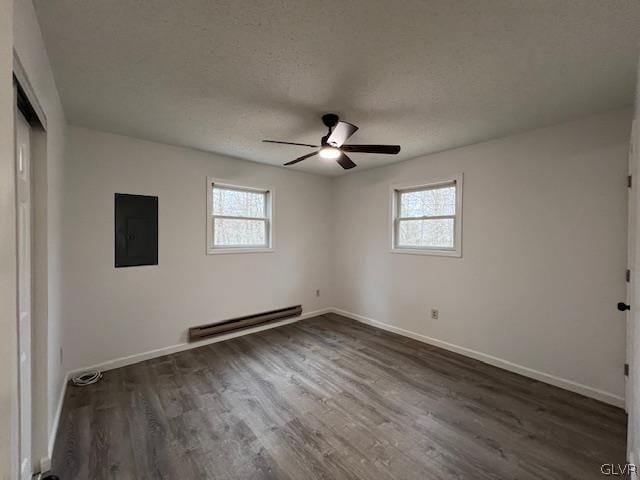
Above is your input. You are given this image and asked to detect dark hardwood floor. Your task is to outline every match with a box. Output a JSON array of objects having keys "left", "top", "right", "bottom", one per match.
[{"left": 52, "top": 313, "right": 626, "bottom": 479}]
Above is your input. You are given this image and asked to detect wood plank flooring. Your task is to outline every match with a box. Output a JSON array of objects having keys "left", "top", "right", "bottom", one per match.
[{"left": 52, "top": 313, "right": 626, "bottom": 479}]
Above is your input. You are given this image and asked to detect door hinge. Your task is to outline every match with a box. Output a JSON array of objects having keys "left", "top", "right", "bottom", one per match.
[
  {"left": 627, "top": 269, "right": 631, "bottom": 283},
  {"left": 625, "top": 363, "right": 629, "bottom": 376},
  {"left": 629, "top": 175, "right": 633, "bottom": 188}
]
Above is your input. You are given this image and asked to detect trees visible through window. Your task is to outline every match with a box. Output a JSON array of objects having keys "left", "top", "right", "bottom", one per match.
[
  {"left": 208, "top": 182, "right": 272, "bottom": 252},
  {"left": 392, "top": 176, "right": 462, "bottom": 256}
]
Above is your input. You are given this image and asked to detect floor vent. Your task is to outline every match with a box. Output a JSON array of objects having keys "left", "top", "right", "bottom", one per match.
[{"left": 189, "top": 305, "right": 303, "bottom": 342}]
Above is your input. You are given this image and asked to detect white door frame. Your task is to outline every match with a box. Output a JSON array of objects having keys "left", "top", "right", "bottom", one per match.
[
  {"left": 15, "top": 97, "right": 33, "bottom": 480},
  {"left": 628, "top": 116, "right": 640, "bottom": 465},
  {"left": 627, "top": 118, "right": 634, "bottom": 411}
]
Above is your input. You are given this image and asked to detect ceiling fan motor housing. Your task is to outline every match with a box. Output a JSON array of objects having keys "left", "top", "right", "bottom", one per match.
[
  {"left": 321, "top": 114, "right": 339, "bottom": 146},
  {"left": 322, "top": 113, "right": 339, "bottom": 128}
]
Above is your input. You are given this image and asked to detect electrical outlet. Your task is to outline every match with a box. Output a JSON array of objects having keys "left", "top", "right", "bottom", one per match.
[
  {"left": 430, "top": 308, "right": 439, "bottom": 320},
  {"left": 316, "top": 289, "right": 320, "bottom": 297}
]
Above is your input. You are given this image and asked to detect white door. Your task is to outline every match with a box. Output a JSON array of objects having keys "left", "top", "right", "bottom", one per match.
[
  {"left": 628, "top": 116, "right": 640, "bottom": 465},
  {"left": 15, "top": 109, "right": 32, "bottom": 480}
]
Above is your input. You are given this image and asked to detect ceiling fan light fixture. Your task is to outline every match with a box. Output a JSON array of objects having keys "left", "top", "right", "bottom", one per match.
[{"left": 319, "top": 146, "right": 341, "bottom": 159}]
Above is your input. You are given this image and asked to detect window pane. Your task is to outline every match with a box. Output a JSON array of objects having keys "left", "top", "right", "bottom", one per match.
[
  {"left": 397, "top": 218, "right": 454, "bottom": 248},
  {"left": 400, "top": 185, "right": 455, "bottom": 217},
  {"left": 213, "top": 187, "right": 265, "bottom": 218},
  {"left": 214, "top": 218, "right": 267, "bottom": 247}
]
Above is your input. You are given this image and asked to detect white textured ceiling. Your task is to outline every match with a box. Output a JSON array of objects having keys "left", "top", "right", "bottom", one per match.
[{"left": 35, "top": 0, "right": 640, "bottom": 176}]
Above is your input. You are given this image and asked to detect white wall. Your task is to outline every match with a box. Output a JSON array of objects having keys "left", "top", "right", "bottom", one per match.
[
  {"left": 62, "top": 126, "right": 333, "bottom": 372},
  {"left": 332, "top": 109, "right": 631, "bottom": 405},
  {"left": 0, "top": 0, "right": 18, "bottom": 477},
  {"left": 13, "top": 0, "right": 67, "bottom": 466}
]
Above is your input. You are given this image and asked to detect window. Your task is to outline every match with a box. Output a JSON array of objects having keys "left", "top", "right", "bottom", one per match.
[
  {"left": 391, "top": 175, "right": 462, "bottom": 256},
  {"left": 207, "top": 179, "right": 273, "bottom": 254}
]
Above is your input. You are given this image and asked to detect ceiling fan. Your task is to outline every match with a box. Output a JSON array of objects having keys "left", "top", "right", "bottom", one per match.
[{"left": 263, "top": 113, "right": 401, "bottom": 170}]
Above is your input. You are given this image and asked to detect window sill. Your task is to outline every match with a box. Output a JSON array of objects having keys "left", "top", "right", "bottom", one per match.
[
  {"left": 207, "top": 247, "right": 274, "bottom": 255},
  {"left": 390, "top": 248, "right": 461, "bottom": 258}
]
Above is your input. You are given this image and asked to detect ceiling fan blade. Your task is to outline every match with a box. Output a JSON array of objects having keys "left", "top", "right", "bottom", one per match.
[
  {"left": 284, "top": 151, "right": 319, "bottom": 166},
  {"left": 326, "top": 121, "right": 358, "bottom": 147},
  {"left": 341, "top": 144, "right": 401, "bottom": 154},
  {"left": 263, "top": 140, "right": 319, "bottom": 148},
  {"left": 336, "top": 153, "right": 357, "bottom": 170}
]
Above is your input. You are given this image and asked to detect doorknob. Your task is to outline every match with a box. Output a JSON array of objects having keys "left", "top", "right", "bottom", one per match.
[{"left": 618, "top": 302, "right": 631, "bottom": 311}]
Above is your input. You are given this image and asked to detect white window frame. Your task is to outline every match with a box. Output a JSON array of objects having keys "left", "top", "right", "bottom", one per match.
[
  {"left": 390, "top": 174, "right": 463, "bottom": 257},
  {"left": 206, "top": 177, "right": 274, "bottom": 255}
]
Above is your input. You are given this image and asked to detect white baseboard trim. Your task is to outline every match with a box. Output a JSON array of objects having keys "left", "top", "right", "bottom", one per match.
[
  {"left": 46, "top": 370, "right": 69, "bottom": 465},
  {"left": 46, "top": 307, "right": 331, "bottom": 463},
  {"left": 66, "top": 307, "right": 332, "bottom": 379},
  {"left": 48, "top": 304, "right": 623, "bottom": 463},
  {"left": 331, "top": 308, "right": 625, "bottom": 409}
]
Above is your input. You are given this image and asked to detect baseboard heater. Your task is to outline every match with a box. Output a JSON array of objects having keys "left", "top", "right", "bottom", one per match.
[{"left": 188, "top": 305, "right": 303, "bottom": 342}]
